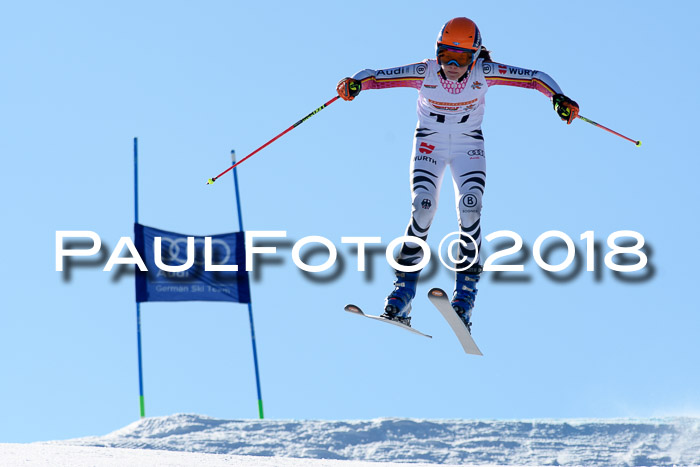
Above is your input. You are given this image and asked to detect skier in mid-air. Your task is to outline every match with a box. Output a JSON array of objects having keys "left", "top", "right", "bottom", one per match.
[{"left": 336, "top": 17, "right": 579, "bottom": 332}]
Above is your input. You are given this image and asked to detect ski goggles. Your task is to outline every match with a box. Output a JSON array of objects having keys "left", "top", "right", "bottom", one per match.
[{"left": 437, "top": 45, "right": 475, "bottom": 67}]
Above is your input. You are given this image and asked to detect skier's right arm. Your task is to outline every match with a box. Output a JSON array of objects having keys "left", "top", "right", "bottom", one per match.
[
  {"left": 337, "top": 61, "right": 428, "bottom": 101},
  {"left": 337, "top": 77, "right": 362, "bottom": 101}
]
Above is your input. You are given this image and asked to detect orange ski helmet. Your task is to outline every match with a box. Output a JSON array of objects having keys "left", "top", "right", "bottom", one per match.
[{"left": 436, "top": 17, "right": 482, "bottom": 68}]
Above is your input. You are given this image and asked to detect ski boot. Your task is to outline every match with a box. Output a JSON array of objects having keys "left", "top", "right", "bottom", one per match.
[
  {"left": 381, "top": 270, "right": 419, "bottom": 326},
  {"left": 452, "top": 267, "right": 481, "bottom": 333}
]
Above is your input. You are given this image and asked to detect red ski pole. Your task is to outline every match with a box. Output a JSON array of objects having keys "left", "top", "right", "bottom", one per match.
[
  {"left": 207, "top": 96, "right": 341, "bottom": 184},
  {"left": 577, "top": 114, "right": 641, "bottom": 147}
]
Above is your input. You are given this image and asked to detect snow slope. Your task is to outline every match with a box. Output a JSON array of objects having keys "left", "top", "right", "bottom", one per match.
[
  {"left": 0, "top": 444, "right": 448, "bottom": 467},
  {"left": 40, "top": 414, "right": 700, "bottom": 466}
]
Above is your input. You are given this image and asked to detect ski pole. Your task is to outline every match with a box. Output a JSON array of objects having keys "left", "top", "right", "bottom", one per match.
[
  {"left": 207, "top": 96, "right": 341, "bottom": 184},
  {"left": 577, "top": 114, "right": 641, "bottom": 147}
]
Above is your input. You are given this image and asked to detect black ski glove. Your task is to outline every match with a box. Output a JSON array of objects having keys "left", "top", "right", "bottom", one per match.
[
  {"left": 337, "top": 77, "right": 362, "bottom": 101},
  {"left": 552, "top": 93, "right": 579, "bottom": 124}
]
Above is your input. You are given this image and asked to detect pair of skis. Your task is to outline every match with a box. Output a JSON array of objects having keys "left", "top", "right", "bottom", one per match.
[{"left": 345, "top": 288, "right": 482, "bottom": 356}]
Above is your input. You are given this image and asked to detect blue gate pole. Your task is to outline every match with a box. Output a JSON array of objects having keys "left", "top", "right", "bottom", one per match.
[
  {"left": 231, "top": 150, "right": 264, "bottom": 419},
  {"left": 134, "top": 137, "right": 146, "bottom": 418}
]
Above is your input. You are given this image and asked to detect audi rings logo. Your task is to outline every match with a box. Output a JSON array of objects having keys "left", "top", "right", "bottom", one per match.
[
  {"left": 159, "top": 236, "right": 232, "bottom": 265},
  {"left": 415, "top": 63, "right": 427, "bottom": 75},
  {"left": 467, "top": 149, "right": 484, "bottom": 156}
]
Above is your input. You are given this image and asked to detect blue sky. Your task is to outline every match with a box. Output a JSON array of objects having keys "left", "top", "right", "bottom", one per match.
[{"left": 2, "top": 1, "right": 699, "bottom": 443}]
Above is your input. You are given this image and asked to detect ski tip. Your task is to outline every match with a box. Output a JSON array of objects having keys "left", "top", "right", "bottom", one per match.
[
  {"left": 428, "top": 288, "right": 446, "bottom": 298},
  {"left": 344, "top": 304, "right": 363, "bottom": 315}
]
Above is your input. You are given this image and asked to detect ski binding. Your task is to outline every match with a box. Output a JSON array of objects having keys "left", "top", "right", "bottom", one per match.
[{"left": 344, "top": 304, "right": 432, "bottom": 338}]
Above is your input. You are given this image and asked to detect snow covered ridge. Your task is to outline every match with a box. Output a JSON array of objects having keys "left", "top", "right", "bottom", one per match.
[{"left": 55, "top": 414, "right": 700, "bottom": 466}]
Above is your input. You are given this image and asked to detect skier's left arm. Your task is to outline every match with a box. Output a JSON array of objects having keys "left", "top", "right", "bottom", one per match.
[{"left": 483, "top": 62, "right": 579, "bottom": 124}]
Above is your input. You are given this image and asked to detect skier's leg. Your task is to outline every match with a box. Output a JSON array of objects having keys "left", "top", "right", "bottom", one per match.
[
  {"left": 395, "top": 129, "right": 448, "bottom": 268},
  {"left": 384, "top": 128, "right": 449, "bottom": 322},
  {"left": 448, "top": 136, "right": 486, "bottom": 329}
]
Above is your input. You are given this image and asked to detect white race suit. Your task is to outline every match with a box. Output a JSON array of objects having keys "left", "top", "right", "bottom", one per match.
[{"left": 352, "top": 58, "right": 564, "bottom": 270}]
